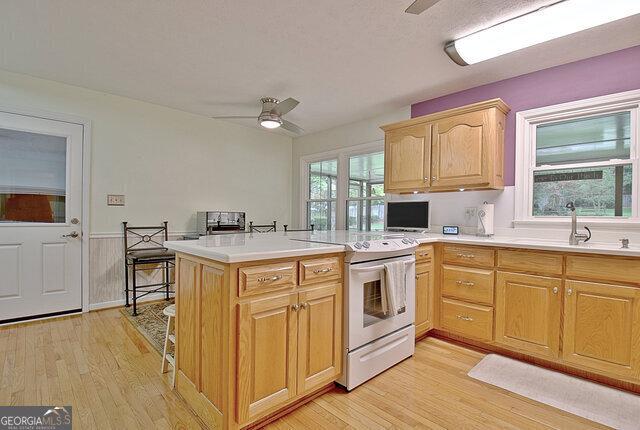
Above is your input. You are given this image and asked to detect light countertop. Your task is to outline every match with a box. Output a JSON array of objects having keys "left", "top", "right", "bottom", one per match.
[{"left": 164, "top": 230, "right": 640, "bottom": 263}]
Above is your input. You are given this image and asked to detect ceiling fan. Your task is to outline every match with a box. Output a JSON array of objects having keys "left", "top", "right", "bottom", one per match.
[
  {"left": 404, "top": 0, "right": 441, "bottom": 14},
  {"left": 212, "top": 97, "right": 303, "bottom": 134}
]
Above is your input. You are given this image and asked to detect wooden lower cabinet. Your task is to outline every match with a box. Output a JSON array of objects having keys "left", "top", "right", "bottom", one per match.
[
  {"left": 237, "top": 283, "right": 342, "bottom": 425},
  {"left": 415, "top": 266, "right": 434, "bottom": 337},
  {"left": 237, "top": 292, "right": 299, "bottom": 424},
  {"left": 297, "top": 283, "right": 342, "bottom": 393},
  {"left": 563, "top": 280, "right": 640, "bottom": 380},
  {"left": 495, "top": 272, "right": 562, "bottom": 358}
]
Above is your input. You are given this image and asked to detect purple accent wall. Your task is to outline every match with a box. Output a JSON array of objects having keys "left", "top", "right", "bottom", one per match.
[{"left": 411, "top": 45, "right": 640, "bottom": 186}]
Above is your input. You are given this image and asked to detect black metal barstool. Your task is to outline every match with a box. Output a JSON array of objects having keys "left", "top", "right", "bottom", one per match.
[
  {"left": 123, "top": 221, "right": 175, "bottom": 315},
  {"left": 248, "top": 221, "right": 277, "bottom": 232}
]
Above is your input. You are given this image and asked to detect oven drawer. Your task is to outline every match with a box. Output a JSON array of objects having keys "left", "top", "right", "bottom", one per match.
[
  {"left": 443, "top": 245, "right": 494, "bottom": 268},
  {"left": 441, "top": 298, "right": 493, "bottom": 341},
  {"left": 442, "top": 265, "right": 494, "bottom": 305},
  {"left": 299, "top": 257, "right": 342, "bottom": 285},
  {"left": 238, "top": 261, "right": 297, "bottom": 296}
]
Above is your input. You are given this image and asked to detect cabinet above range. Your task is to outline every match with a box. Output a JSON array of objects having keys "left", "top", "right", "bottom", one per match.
[{"left": 381, "top": 99, "right": 510, "bottom": 193}]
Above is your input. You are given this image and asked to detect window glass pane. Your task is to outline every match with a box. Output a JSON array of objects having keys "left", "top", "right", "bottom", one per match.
[
  {"left": 0, "top": 128, "right": 66, "bottom": 223},
  {"left": 347, "top": 200, "right": 362, "bottom": 230},
  {"left": 347, "top": 198, "right": 385, "bottom": 231},
  {"left": 369, "top": 198, "right": 385, "bottom": 230},
  {"left": 348, "top": 152, "right": 385, "bottom": 231},
  {"left": 536, "top": 112, "right": 630, "bottom": 166},
  {"left": 532, "top": 165, "right": 632, "bottom": 217},
  {"left": 309, "top": 159, "right": 337, "bottom": 199},
  {"left": 307, "top": 201, "right": 335, "bottom": 230}
]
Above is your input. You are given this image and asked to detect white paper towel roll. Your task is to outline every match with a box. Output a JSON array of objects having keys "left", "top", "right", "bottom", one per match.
[{"left": 478, "top": 202, "right": 495, "bottom": 236}]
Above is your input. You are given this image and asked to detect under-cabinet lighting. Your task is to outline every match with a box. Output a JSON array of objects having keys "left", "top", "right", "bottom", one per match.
[{"left": 445, "top": 0, "right": 640, "bottom": 66}]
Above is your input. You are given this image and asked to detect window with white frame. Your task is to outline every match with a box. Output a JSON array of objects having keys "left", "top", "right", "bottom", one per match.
[
  {"left": 302, "top": 143, "right": 385, "bottom": 231},
  {"left": 347, "top": 152, "right": 385, "bottom": 231},
  {"left": 307, "top": 159, "right": 337, "bottom": 230},
  {"left": 515, "top": 90, "right": 639, "bottom": 223}
]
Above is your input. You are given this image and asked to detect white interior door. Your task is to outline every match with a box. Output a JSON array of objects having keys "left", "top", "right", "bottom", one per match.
[{"left": 0, "top": 111, "right": 84, "bottom": 323}]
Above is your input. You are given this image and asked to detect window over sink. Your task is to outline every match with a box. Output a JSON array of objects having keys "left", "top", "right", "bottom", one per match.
[{"left": 515, "top": 90, "right": 640, "bottom": 226}]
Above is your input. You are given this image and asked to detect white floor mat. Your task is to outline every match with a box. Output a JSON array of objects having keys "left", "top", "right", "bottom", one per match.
[{"left": 468, "top": 354, "right": 640, "bottom": 430}]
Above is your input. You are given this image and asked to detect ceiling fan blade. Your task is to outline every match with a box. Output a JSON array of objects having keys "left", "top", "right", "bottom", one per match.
[
  {"left": 271, "top": 98, "right": 299, "bottom": 116},
  {"left": 211, "top": 115, "right": 258, "bottom": 119},
  {"left": 281, "top": 119, "right": 304, "bottom": 134},
  {"left": 404, "top": 0, "right": 441, "bottom": 14}
]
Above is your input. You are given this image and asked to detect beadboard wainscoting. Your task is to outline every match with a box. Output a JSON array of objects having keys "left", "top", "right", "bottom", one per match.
[{"left": 88, "top": 233, "right": 187, "bottom": 309}]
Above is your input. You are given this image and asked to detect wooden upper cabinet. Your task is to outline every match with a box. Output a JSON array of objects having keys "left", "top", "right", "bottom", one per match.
[
  {"left": 296, "top": 283, "right": 342, "bottom": 394},
  {"left": 237, "top": 292, "right": 299, "bottom": 424},
  {"left": 383, "top": 123, "right": 431, "bottom": 193},
  {"left": 563, "top": 280, "right": 640, "bottom": 380},
  {"left": 381, "top": 99, "right": 509, "bottom": 193},
  {"left": 495, "top": 272, "right": 562, "bottom": 359}
]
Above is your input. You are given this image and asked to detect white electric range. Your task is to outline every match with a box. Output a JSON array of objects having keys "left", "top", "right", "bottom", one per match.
[{"left": 293, "top": 231, "right": 418, "bottom": 390}]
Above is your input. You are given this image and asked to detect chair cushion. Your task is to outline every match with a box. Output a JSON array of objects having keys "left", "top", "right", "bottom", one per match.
[{"left": 126, "top": 248, "right": 175, "bottom": 262}]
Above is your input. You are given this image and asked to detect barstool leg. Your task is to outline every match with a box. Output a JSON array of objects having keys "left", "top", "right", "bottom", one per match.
[
  {"left": 124, "top": 263, "right": 130, "bottom": 307},
  {"left": 132, "top": 262, "right": 138, "bottom": 316},
  {"left": 161, "top": 314, "right": 175, "bottom": 387},
  {"left": 165, "top": 261, "right": 170, "bottom": 300}
]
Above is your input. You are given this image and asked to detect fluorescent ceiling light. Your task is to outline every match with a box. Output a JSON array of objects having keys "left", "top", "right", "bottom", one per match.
[
  {"left": 445, "top": 0, "right": 640, "bottom": 66},
  {"left": 259, "top": 118, "right": 282, "bottom": 129}
]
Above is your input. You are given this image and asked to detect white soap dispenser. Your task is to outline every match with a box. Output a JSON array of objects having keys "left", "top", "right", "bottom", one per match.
[{"left": 477, "top": 201, "right": 495, "bottom": 237}]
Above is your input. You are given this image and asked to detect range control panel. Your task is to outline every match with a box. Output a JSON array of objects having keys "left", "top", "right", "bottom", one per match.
[{"left": 346, "top": 237, "right": 418, "bottom": 252}]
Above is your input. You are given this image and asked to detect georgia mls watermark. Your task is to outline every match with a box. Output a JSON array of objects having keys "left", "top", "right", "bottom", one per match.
[{"left": 0, "top": 406, "right": 72, "bottom": 430}]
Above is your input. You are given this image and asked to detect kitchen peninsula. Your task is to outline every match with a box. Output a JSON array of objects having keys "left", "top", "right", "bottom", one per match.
[{"left": 165, "top": 231, "right": 640, "bottom": 429}]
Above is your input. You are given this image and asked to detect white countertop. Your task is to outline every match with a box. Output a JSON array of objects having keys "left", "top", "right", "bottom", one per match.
[{"left": 164, "top": 230, "right": 640, "bottom": 263}]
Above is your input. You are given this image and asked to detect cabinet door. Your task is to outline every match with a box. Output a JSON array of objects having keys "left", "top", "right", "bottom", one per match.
[
  {"left": 297, "top": 283, "right": 342, "bottom": 394},
  {"left": 563, "top": 280, "right": 640, "bottom": 379},
  {"left": 495, "top": 272, "right": 561, "bottom": 358},
  {"left": 384, "top": 124, "right": 431, "bottom": 193},
  {"left": 237, "top": 292, "right": 298, "bottom": 424},
  {"left": 431, "top": 110, "right": 490, "bottom": 189},
  {"left": 415, "top": 267, "right": 434, "bottom": 337}
]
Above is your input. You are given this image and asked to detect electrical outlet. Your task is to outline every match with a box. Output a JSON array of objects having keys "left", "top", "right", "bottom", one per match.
[
  {"left": 465, "top": 207, "right": 477, "bottom": 218},
  {"left": 107, "top": 194, "right": 125, "bottom": 206}
]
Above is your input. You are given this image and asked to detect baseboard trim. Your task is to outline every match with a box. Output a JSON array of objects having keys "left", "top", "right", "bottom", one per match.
[{"left": 89, "top": 292, "right": 170, "bottom": 311}]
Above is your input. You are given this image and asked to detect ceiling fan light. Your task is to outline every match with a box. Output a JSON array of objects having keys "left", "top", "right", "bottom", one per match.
[
  {"left": 259, "top": 118, "right": 282, "bottom": 129},
  {"left": 445, "top": 0, "right": 640, "bottom": 66}
]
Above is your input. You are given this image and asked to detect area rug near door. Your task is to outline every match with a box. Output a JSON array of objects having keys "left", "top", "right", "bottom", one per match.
[
  {"left": 119, "top": 300, "right": 174, "bottom": 354},
  {"left": 468, "top": 354, "right": 640, "bottom": 429}
]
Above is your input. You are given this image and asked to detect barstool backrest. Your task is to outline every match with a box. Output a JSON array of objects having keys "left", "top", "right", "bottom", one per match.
[
  {"left": 123, "top": 221, "right": 170, "bottom": 253},
  {"left": 249, "top": 221, "right": 277, "bottom": 233}
]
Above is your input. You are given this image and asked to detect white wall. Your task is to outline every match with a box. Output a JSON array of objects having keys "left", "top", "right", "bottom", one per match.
[{"left": 0, "top": 69, "right": 293, "bottom": 234}]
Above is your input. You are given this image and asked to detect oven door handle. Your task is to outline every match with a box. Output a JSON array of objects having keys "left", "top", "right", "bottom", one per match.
[{"left": 351, "top": 261, "right": 415, "bottom": 273}]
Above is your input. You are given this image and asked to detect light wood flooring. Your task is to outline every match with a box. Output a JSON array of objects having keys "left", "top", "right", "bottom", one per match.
[{"left": 0, "top": 308, "right": 609, "bottom": 429}]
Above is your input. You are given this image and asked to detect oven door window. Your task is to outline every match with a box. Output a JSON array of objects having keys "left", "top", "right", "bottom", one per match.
[{"left": 363, "top": 278, "right": 406, "bottom": 328}]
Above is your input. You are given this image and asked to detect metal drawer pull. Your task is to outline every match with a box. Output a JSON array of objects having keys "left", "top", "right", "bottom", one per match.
[
  {"left": 291, "top": 304, "right": 300, "bottom": 311},
  {"left": 300, "top": 302, "right": 308, "bottom": 309},
  {"left": 456, "top": 253, "right": 475, "bottom": 259},
  {"left": 567, "top": 288, "right": 573, "bottom": 296},
  {"left": 257, "top": 275, "right": 283, "bottom": 283},
  {"left": 457, "top": 315, "right": 474, "bottom": 321},
  {"left": 553, "top": 287, "right": 558, "bottom": 294},
  {"left": 313, "top": 267, "right": 333, "bottom": 274},
  {"left": 456, "top": 280, "right": 475, "bottom": 287}
]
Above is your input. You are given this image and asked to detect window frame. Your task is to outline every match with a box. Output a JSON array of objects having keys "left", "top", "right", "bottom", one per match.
[
  {"left": 300, "top": 141, "right": 384, "bottom": 231},
  {"left": 514, "top": 89, "right": 640, "bottom": 227}
]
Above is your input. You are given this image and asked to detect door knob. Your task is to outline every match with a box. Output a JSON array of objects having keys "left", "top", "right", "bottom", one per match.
[{"left": 62, "top": 231, "right": 79, "bottom": 238}]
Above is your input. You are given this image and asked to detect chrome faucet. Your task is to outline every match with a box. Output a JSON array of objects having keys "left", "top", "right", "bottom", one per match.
[{"left": 566, "top": 202, "right": 591, "bottom": 245}]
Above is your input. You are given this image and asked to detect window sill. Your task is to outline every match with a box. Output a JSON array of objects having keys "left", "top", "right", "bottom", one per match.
[{"left": 513, "top": 218, "right": 640, "bottom": 230}]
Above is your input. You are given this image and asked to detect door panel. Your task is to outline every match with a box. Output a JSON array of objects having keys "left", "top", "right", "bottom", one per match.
[
  {"left": 237, "top": 292, "right": 298, "bottom": 424},
  {"left": 384, "top": 124, "right": 430, "bottom": 192},
  {"left": 563, "top": 280, "right": 640, "bottom": 379},
  {"left": 415, "top": 268, "right": 434, "bottom": 337},
  {"left": 431, "top": 110, "right": 489, "bottom": 188},
  {"left": 0, "top": 112, "right": 84, "bottom": 322},
  {"left": 495, "top": 272, "right": 561, "bottom": 358}
]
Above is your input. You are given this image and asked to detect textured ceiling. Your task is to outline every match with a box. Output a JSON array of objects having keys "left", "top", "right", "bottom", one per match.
[{"left": 0, "top": 0, "right": 639, "bottom": 135}]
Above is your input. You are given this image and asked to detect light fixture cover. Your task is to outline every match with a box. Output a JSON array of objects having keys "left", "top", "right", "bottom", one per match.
[
  {"left": 445, "top": 0, "right": 640, "bottom": 66},
  {"left": 260, "top": 118, "right": 282, "bottom": 129}
]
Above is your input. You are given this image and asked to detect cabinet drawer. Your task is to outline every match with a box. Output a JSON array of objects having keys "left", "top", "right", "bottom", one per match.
[
  {"left": 415, "top": 245, "right": 434, "bottom": 262},
  {"left": 299, "top": 257, "right": 342, "bottom": 286},
  {"left": 238, "top": 261, "right": 297, "bottom": 296},
  {"left": 442, "top": 265, "right": 494, "bottom": 305},
  {"left": 497, "top": 249, "right": 563, "bottom": 275},
  {"left": 441, "top": 298, "right": 493, "bottom": 342},
  {"left": 443, "top": 245, "right": 494, "bottom": 268},
  {"left": 566, "top": 255, "right": 640, "bottom": 285}
]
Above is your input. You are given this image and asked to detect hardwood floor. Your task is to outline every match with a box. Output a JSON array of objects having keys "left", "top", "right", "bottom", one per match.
[{"left": 0, "top": 308, "right": 608, "bottom": 429}]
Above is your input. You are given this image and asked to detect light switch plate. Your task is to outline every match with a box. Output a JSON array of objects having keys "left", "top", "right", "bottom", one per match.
[{"left": 107, "top": 194, "right": 125, "bottom": 206}]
